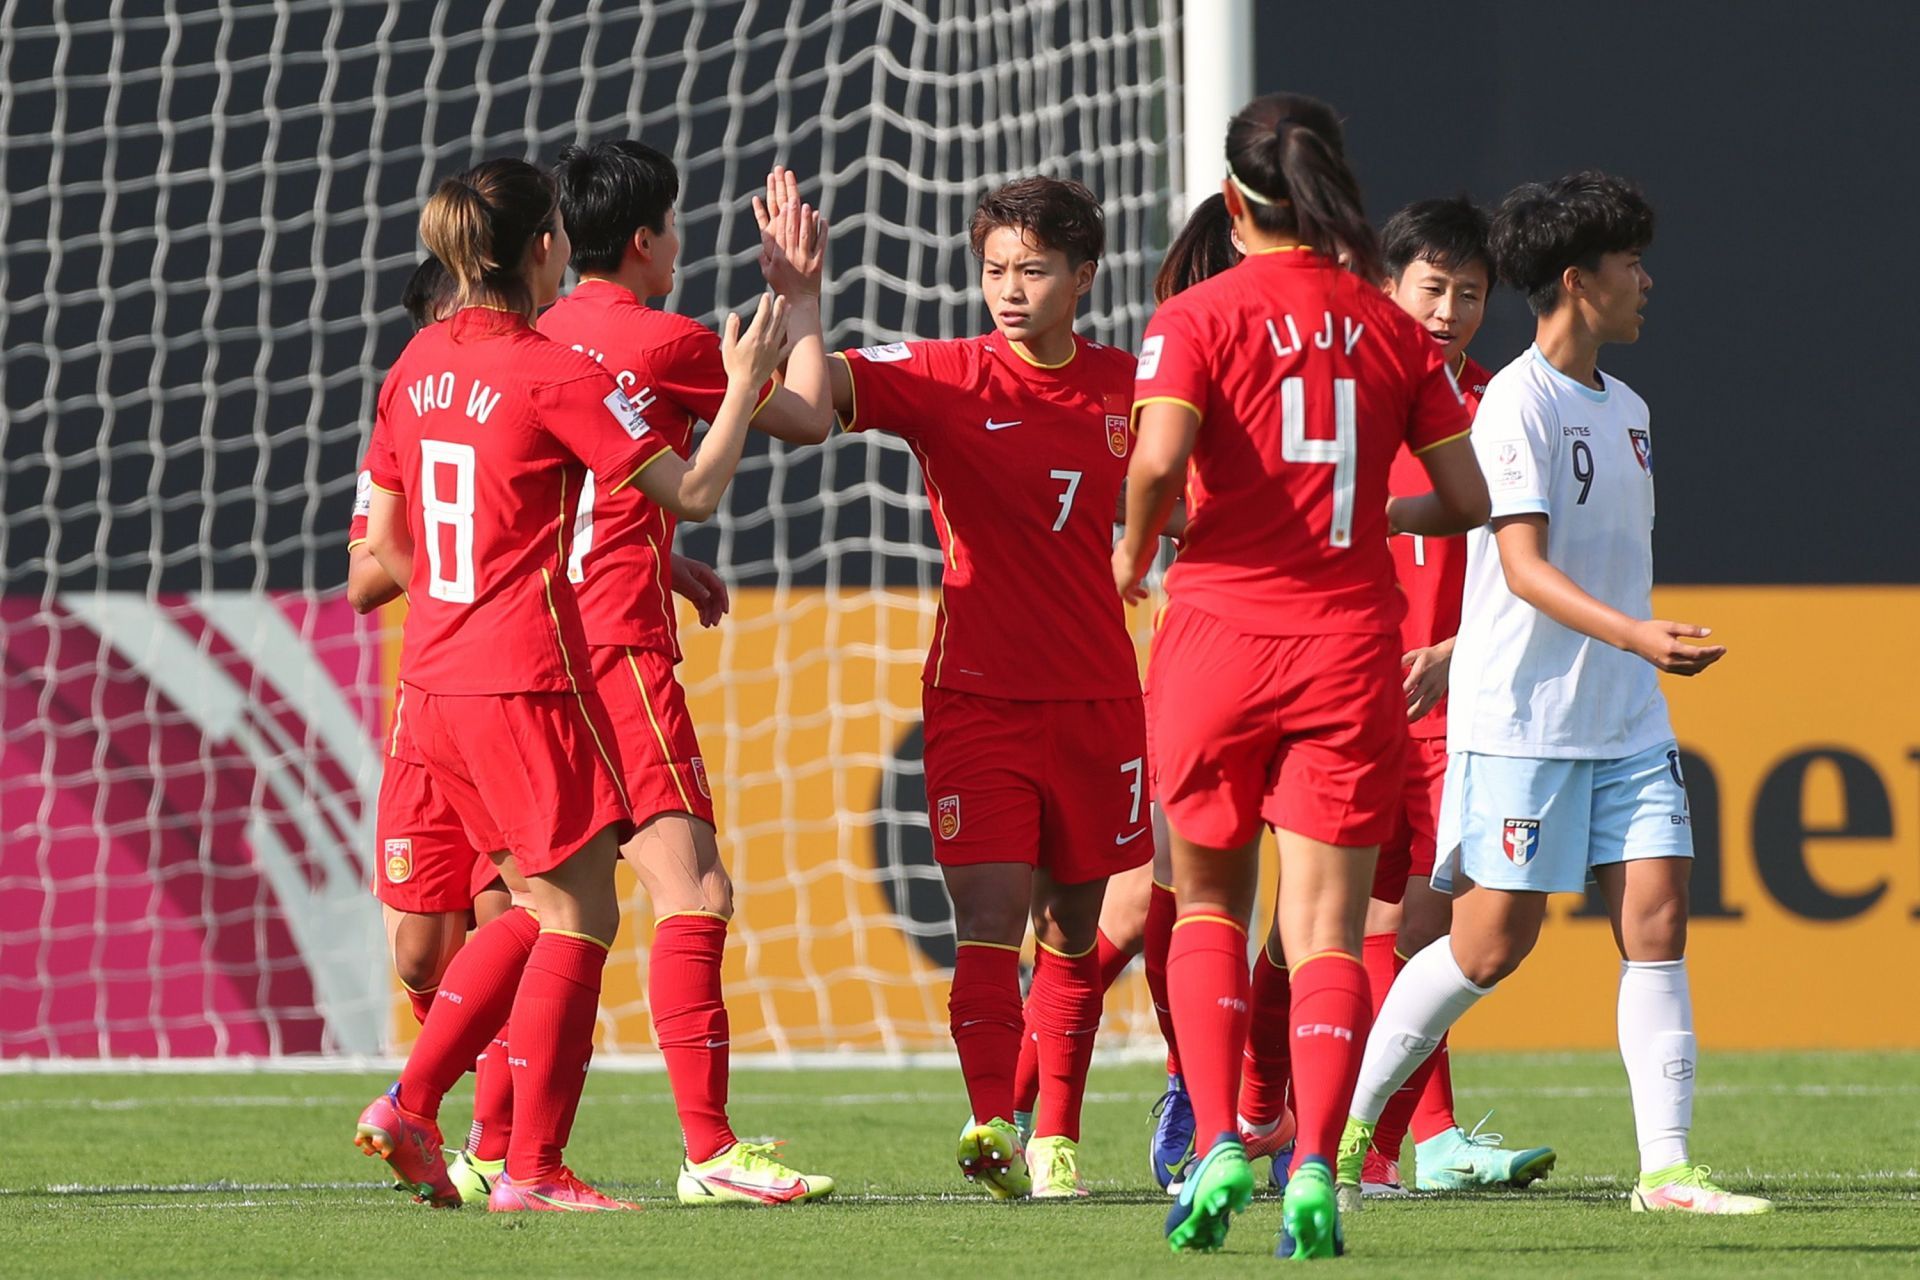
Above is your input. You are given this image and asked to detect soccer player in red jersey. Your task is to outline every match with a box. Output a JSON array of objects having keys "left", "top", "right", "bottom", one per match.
[
  {"left": 352, "top": 158, "right": 787, "bottom": 1212},
  {"left": 1117, "top": 94, "right": 1490, "bottom": 1257},
  {"left": 538, "top": 142, "right": 836, "bottom": 1205},
  {"left": 799, "top": 176, "right": 1148, "bottom": 1199}
]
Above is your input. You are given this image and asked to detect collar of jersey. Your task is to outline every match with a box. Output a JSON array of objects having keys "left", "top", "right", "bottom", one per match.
[
  {"left": 1528, "top": 343, "right": 1609, "bottom": 403},
  {"left": 1245, "top": 245, "right": 1325, "bottom": 268},
  {"left": 449, "top": 305, "right": 530, "bottom": 333},
  {"left": 568, "top": 277, "right": 642, "bottom": 305},
  {"left": 993, "top": 331, "right": 1080, "bottom": 373}
]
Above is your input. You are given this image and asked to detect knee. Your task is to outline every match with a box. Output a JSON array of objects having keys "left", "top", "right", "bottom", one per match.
[
  {"left": 391, "top": 924, "right": 456, "bottom": 992},
  {"left": 953, "top": 895, "right": 1027, "bottom": 947},
  {"left": 700, "top": 865, "right": 736, "bottom": 920},
  {"left": 1622, "top": 893, "right": 1688, "bottom": 961},
  {"left": 1452, "top": 929, "right": 1535, "bottom": 987},
  {"left": 1397, "top": 916, "right": 1444, "bottom": 959}
]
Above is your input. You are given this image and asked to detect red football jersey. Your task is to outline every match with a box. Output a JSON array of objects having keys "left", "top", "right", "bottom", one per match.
[
  {"left": 536, "top": 281, "right": 775, "bottom": 658},
  {"left": 1134, "top": 247, "right": 1472, "bottom": 635},
  {"left": 367, "top": 308, "right": 671, "bottom": 694},
  {"left": 838, "top": 333, "right": 1140, "bottom": 702},
  {"left": 1388, "top": 354, "right": 1490, "bottom": 739}
]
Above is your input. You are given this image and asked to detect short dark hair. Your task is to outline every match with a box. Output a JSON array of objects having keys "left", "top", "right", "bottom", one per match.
[
  {"left": 1491, "top": 171, "right": 1655, "bottom": 316},
  {"left": 968, "top": 176, "right": 1105, "bottom": 266},
  {"left": 401, "top": 256, "right": 454, "bottom": 330},
  {"left": 1154, "top": 193, "right": 1241, "bottom": 302},
  {"left": 1382, "top": 197, "right": 1492, "bottom": 285},
  {"left": 554, "top": 139, "right": 679, "bottom": 274}
]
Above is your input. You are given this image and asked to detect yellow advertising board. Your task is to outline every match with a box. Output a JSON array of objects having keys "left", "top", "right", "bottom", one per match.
[{"left": 389, "top": 586, "right": 1920, "bottom": 1053}]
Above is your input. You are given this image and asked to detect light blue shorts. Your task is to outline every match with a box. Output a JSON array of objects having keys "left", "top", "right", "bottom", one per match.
[{"left": 1431, "top": 739, "right": 1694, "bottom": 895}]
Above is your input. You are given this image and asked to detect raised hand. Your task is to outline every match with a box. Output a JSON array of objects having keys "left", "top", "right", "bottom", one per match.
[
  {"left": 722, "top": 292, "right": 792, "bottom": 389},
  {"left": 753, "top": 165, "right": 825, "bottom": 298}
]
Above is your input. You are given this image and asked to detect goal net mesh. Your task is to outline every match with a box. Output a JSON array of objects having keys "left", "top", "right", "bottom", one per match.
[{"left": 0, "top": 0, "right": 1178, "bottom": 1061}]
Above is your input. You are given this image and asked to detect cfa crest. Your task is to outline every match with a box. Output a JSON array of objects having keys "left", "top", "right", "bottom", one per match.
[
  {"left": 1501, "top": 818, "right": 1540, "bottom": 867},
  {"left": 1105, "top": 413, "right": 1129, "bottom": 457},
  {"left": 1629, "top": 428, "right": 1653, "bottom": 474},
  {"left": 936, "top": 794, "right": 962, "bottom": 841},
  {"left": 384, "top": 838, "right": 413, "bottom": 884},
  {"left": 690, "top": 756, "right": 712, "bottom": 800}
]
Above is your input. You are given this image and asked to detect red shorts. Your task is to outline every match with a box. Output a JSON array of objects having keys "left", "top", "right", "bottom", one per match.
[
  {"left": 922, "top": 686, "right": 1151, "bottom": 885},
  {"left": 589, "top": 645, "right": 716, "bottom": 829},
  {"left": 1371, "top": 735, "right": 1448, "bottom": 904},
  {"left": 406, "top": 687, "right": 633, "bottom": 877},
  {"left": 1146, "top": 603, "right": 1407, "bottom": 849},
  {"left": 372, "top": 749, "right": 490, "bottom": 914}
]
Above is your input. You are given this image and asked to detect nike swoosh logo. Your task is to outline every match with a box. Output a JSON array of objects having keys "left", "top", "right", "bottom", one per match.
[
  {"left": 1115, "top": 828, "right": 1148, "bottom": 846},
  {"left": 984, "top": 418, "right": 1023, "bottom": 431}
]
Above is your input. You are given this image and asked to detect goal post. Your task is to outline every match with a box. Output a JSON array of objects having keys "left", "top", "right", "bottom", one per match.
[{"left": 0, "top": 0, "right": 1185, "bottom": 1062}]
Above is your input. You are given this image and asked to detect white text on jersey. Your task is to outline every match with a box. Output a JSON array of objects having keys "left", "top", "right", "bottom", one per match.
[
  {"left": 1265, "top": 311, "right": 1365, "bottom": 359},
  {"left": 405, "top": 373, "right": 503, "bottom": 425}
]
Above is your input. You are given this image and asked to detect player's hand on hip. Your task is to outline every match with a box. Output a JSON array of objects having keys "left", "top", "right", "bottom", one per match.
[
  {"left": 1626, "top": 619, "right": 1726, "bottom": 676},
  {"left": 723, "top": 293, "right": 791, "bottom": 387},
  {"left": 1402, "top": 641, "right": 1452, "bottom": 719}
]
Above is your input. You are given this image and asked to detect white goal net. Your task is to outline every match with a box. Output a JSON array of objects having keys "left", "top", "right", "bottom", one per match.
[{"left": 0, "top": 0, "right": 1180, "bottom": 1061}]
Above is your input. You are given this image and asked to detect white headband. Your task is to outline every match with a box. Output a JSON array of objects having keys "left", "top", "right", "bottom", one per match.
[{"left": 1226, "top": 163, "right": 1286, "bottom": 208}]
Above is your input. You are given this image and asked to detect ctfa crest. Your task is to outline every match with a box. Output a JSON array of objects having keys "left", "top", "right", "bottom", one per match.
[
  {"left": 1501, "top": 818, "right": 1540, "bottom": 867},
  {"left": 936, "top": 794, "right": 962, "bottom": 841},
  {"left": 690, "top": 756, "right": 712, "bottom": 800},
  {"left": 1629, "top": 428, "right": 1652, "bottom": 474},
  {"left": 384, "top": 838, "right": 413, "bottom": 884}
]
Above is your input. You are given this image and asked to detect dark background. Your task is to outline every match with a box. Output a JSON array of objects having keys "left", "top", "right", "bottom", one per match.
[{"left": 3, "top": 1, "right": 1913, "bottom": 593}]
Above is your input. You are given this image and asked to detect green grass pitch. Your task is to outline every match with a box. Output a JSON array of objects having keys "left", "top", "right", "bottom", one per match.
[{"left": 3, "top": 1051, "right": 1915, "bottom": 1276}]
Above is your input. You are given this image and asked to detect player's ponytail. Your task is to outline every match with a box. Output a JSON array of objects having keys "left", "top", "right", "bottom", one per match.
[
  {"left": 417, "top": 157, "right": 559, "bottom": 319},
  {"left": 1223, "top": 92, "right": 1381, "bottom": 282},
  {"left": 1154, "top": 193, "right": 1240, "bottom": 301}
]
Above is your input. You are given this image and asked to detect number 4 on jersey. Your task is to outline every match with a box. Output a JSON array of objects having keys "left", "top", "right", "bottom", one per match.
[{"left": 1280, "top": 375, "right": 1356, "bottom": 548}]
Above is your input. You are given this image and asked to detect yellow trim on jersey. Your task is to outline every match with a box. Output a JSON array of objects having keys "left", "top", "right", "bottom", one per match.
[
  {"left": 369, "top": 480, "right": 404, "bottom": 497},
  {"left": 1130, "top": 395, "right": 1204, "bottom": 432},
  {"left": 1036, "top": 938, "right": 1096, "bottom": 960},
  {"left": 625, "top": 647, "right": 697, "bottom": 814},
  {"left": 1006, "top": 337, "right": 1077, "bottom": 370},
  {"left": 540, "top": 567, "right": 632, "bottom": 813},
  {"left": 830, "top": 351, "right": 859, "bottom": 433},
  {"left": 540, "top": 927, "right": 614, "bottom": 951},
  {"left": 657, "top": 909, "right": 730, "bottom": 925},
  {"left": 748, "top": 373, "right": 782, "bottom": 420},
  {"left": 908, "top": 440, "right": 959, "bottom": 570},
  {"left": 388, "top": 686, "right": 407, "bottom": 758},
  {"left": 955, "top": 939, "right": 1023, "bottom": 954},
  {"left": 1172, "top": 913, "right": 1247, "bottom": 934},
  {"left": 1289, "top": 948, "right": 1361, "bottom": 975},
  {"left": 642, "top": 531, "right": 673, "bottom": 630},
  {"left": 556, "top": 468, "right": 569, "bottom": 565},
  {"left": 1411, "top": 426, "right": 1474, "bottom": 457},
  {"left": 606, "top": 444, "right": 671, "bottom": 495},
  {"left": 1249, "top": 244, "right": 1314, "bottom": 256},
  {"left": 347, "top": 537, "right": 369, "bottom": 551}
]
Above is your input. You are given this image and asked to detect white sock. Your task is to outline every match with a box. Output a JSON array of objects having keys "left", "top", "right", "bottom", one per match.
[
  {"left": 1349, "top": 938, "right": 1493, "bottom": 1124},
  {"left": 1617, "top": 958, "right": 1695, "bottom": 1174}
]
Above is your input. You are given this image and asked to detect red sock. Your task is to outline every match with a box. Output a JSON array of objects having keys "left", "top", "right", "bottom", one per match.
[
  {"left": 394, "top": 908, "right": 539, "bottom": 1121},
  {"left": 1410, "top": 1034, "right": 1457, "bottom": 1144},
  {"left": 465, "top": 1024, "right": 514, "bottom": 1162},
  {"left": 1237, "top": 943, "right": 1292, "bottom": 1129},
  {"left": 504, "top": 932, "right": 608, "bottom": 1182},
  {"left": 1028, "top": 943, "right": 1103, "bottom": 1142},
  {"left": 949, "top": 942, "right": 1023, "bottom": 1126},
  {"left": 1094, "top": 926, "right": 1134, "bottom": 990},
  {"left": 1361, "top": 932, "right": 1399, "bottom": 1013},
  {"left": 1167, "top": 913, "right": 1249, "bottom": 1154},
  {"left": 649, "top": 913, "right": 737, "bottom": 1163},
  {"left": 1289, "top": 951, "right": 1372, "bottom": 1166},
  {"left": 1143, "top": 882, "right": 1181, "bottom": 1077},
  {"left": 403, "top": 982, "right": 438, "bottom": 1026},
  {"left": 1012, "top": 950, "right": 1045, "bottom": 1117}
]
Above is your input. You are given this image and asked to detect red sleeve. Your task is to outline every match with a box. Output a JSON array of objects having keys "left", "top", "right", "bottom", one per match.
[
  {"left": 1401, "top": 322, "right": 1473, "bottom": 455},
  {"left": 835, "top": 340, "right": 954, "bottom": 439},
  {"left": 365, "top": 394, "right": 403, "bottom": 494},
  {"left": 1132, "top": 300, "right": 1210, "bottom": 424},
  {"left": 655, "top": 327, "right": 776, "bottom": 425},
  {"left": 535, "top": 371, "right": 675, "bottom": 493}
]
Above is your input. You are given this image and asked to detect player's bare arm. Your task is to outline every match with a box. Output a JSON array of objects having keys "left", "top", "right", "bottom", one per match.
[
  {"left": 1114, "top": 399, "right": 1197, "bottom": 601},
  {"left": 1113, "top": 481, "right": 1186, "bottom": 539},
  {"left": 346, "top": 544, "right": 402, "bottom": 615},
  {"left": 671, "top": 552, "right": 731, "bottom": 629},
  {"left": 1387, "top": 434, "right": 1490, "bottom": 535},
  {"left": 364, "top": 486, "right": 414, "bottom": 594},
  {"left": 749, "top": 165, "right": 833, "bottom": 444},
  {"left": 1492, "top": 513, "right": 1725, "bottom": 675},
  {"left": 632, "top": 293, "right": 790, "bottom": 521}
]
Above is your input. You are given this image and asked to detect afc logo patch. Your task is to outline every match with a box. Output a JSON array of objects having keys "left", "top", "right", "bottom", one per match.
[
  {"left": 690, "top": 756, "right": 712, "bottom": 800},
  {"left": 1501, "top": 818, "right": 1540, "bottom": 867},
  {"left": 936, "top": 794, "right": 962, "bottom": 841},
  {"left": 384, "top": 838, "right": 413, "bottom": 884},
  {"left": 1629, "top": 428, "right": 1653, "bottom": 474}
]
